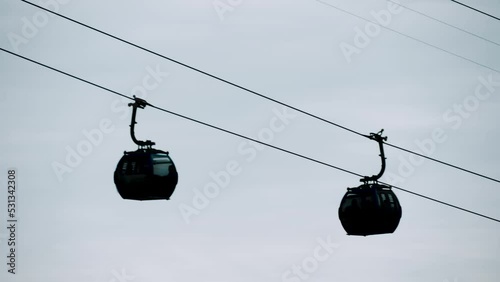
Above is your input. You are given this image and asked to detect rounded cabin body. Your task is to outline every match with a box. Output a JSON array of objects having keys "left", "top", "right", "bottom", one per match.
[
  {"left": 114, "top": 149, "right": 178, "bottom": 200},
  {"left": 338, "top": 184, "right": 402, "bottom": 236}
]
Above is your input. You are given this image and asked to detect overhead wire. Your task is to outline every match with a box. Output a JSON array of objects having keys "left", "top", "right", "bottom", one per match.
[
  {"left": 314, "top": 0, "right": 499, "bottom": 74},
  {"left": 387, "top": 0, "right": 500, "bottom": 47},
  {"left": 451, "top": 0, "right": 500, "bottom": 21},
  {"left": 384, "top": 143, "right": 500, "bottom": 183},
  {"left": 18, "top": 0, "right": 500, "bottom": 184},
  {"left": 1, "top": 47, "right": 499, "bottom": 224}
]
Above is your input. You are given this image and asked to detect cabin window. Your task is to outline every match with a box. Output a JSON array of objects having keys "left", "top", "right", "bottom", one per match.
[
  {"left": 126, "top": 161, "right": 142, "bottom": 174},
  {"left": 341, "top": 194, "right": 361, "bottom": 213},
  {"left": 152, "top": 154, "right": 172, "bottom": 163},
  {"left": 153, "top": 162, "right": 172, "bottom": 177},
  {"left": 151, "top": 154, "right": 173, "bottom": 177},
  {"left": 379, "top": 192, "right": 396, "bottom": 209},
  {"left": 121, "top": 155, "right": 149, "bottom": 175}
]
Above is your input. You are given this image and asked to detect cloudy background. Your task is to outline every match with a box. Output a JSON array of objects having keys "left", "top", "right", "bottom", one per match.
[{"left": 1, "top": 0, "right": 499, "bottom": 281}]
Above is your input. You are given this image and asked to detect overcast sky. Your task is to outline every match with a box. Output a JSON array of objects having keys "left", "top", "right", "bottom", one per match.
[{"left": 1, "top": 0, "right": 500, "bottom": 281}]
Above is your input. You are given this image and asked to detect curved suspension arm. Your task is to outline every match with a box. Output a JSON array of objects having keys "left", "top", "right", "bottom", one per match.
[
  {"left": 361, "top": 129, "right": 387, "bottom": 182},
  {"left": 128, "top": 96, "right": 155, "bottom": 148}
]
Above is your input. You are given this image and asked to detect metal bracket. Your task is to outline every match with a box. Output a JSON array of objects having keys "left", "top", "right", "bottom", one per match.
[
  {"left": 128, "top": 96, "right": 155, "bottom": 149},
  {"left": 360, "top": 129, "right": 388, "bottom": 183}
]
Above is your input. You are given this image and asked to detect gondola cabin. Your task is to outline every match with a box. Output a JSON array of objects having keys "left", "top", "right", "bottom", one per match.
[
  {"left": 113, "top": 97, "right": 179, "bottom": 201},
  {"left": 339, "top": 183, "right": 402, "bottom": 236},
  {"left": 114, "top": 149, "right": 178, "bottom": 200}
]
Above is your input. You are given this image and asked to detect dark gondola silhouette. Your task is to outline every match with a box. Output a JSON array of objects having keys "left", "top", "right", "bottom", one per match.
[
  {"left": 114, "top": 97, "right": 178, "bottom": 200},
  {"left": 338, "top": 130, "right": 402, "bottom": 236}
]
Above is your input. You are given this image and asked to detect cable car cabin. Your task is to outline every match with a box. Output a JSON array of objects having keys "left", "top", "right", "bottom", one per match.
[
  {"left": 338, "top": 184, "right": 402, "bottom": 236},
  {"left": 114, "top": 149, "right": 178, "bottom": 200}
]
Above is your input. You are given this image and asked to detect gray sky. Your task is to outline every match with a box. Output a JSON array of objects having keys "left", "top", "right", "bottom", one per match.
[{"left": 1, "top": 0, "right": 500, "bottom": 281}]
